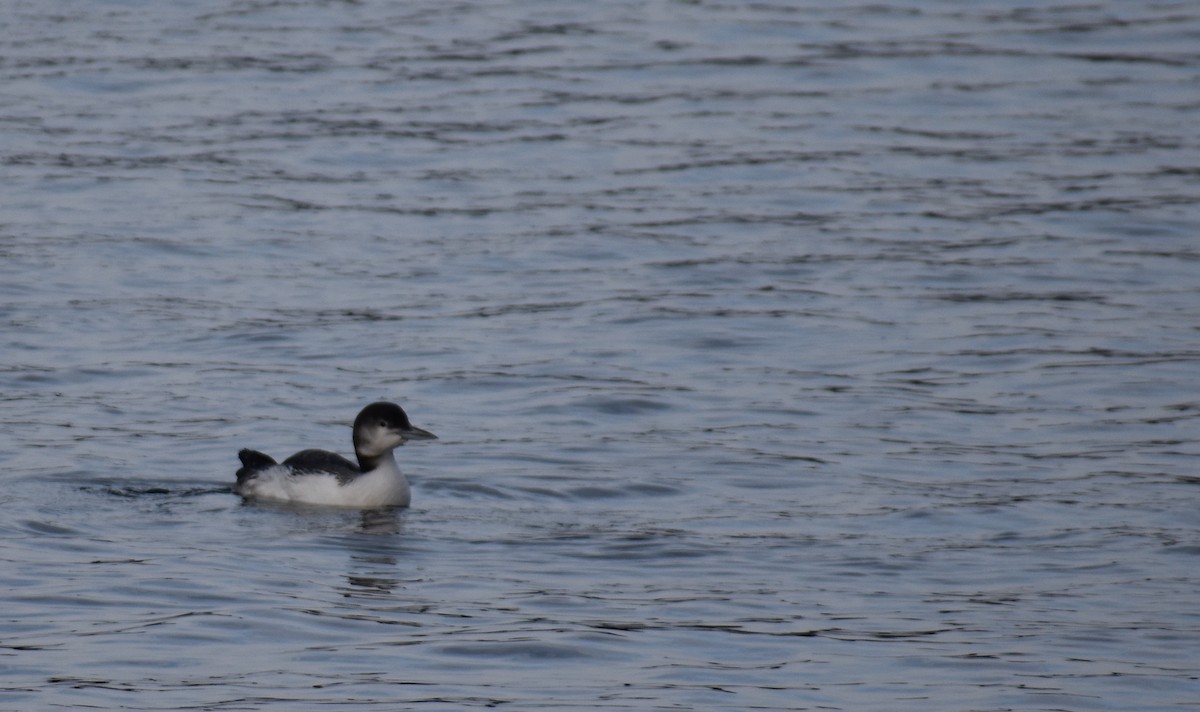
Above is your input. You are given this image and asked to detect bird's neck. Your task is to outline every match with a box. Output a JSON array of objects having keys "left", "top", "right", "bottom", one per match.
[{"left": 356, "top": 448, "right": 397, "bottom": 474}]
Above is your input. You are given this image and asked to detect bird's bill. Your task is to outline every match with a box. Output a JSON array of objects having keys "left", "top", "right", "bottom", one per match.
[{"left": 402, "top": 426, "right": 437, "bottom": 441}]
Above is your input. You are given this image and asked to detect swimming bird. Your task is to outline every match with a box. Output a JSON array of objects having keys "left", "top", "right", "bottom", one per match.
[{"left": 235, "top": 402, "right": 436, "bottom": 507}]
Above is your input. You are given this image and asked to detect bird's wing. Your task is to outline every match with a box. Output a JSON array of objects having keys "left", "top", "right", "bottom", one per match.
[{"left": 282, "top": 449, "right": 362, "bottom": 484}]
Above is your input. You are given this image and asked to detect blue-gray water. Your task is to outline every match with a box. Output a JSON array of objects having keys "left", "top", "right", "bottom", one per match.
[{"left": 2, "top": 1, "right": 1199, "bottom": 710}]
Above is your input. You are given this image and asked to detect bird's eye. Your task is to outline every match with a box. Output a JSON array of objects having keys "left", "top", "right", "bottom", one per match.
[{"left": 379, "top": 420, "right": 389, "bottom": 428}]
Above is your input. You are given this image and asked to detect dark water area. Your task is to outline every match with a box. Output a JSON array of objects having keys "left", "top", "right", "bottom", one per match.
[{"left": 2, "top": 1, "right": 1199, "bottom": 710}]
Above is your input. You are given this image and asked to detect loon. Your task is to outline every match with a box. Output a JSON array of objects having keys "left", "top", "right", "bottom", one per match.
[{"left": 235, "top": 402, "right": 436, "bottom": 507}]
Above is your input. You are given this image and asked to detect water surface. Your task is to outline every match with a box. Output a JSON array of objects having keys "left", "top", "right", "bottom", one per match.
[{"left": 2, "top": 1, "right": 1199, "bottom": 710}]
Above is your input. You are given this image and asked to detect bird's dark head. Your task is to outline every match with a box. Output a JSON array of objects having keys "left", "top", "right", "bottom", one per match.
[{"left": 352, "top": 401, "right": 437, "bottom": 458}]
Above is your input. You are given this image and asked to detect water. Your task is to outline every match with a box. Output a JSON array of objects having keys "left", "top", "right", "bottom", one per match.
[{"left": 2, "top": 1, "right": 1199, "bottom": 709}]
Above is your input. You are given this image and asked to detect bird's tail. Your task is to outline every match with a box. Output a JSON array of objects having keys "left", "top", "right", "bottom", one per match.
[{"left": 236, "top": 448, "right": 277, "bottom": 485}]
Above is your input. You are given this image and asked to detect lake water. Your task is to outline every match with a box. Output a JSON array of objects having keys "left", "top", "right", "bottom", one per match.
[{"left": 2, "top": 1, "right": 1199, "bottom": 710}]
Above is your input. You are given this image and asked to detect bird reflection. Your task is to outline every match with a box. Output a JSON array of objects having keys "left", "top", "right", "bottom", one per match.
[
  {"left": 345, "top": 573, "right": 398, "bottom": 595},
  {"left": 359, "top": 508, "right": 402, "bottom": 534},
  {"left": 342, "top": 553, "right": 400, "bottom": 598},
  {"left": 338, "top": 509, "right": 408, "bottom": 597}
]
